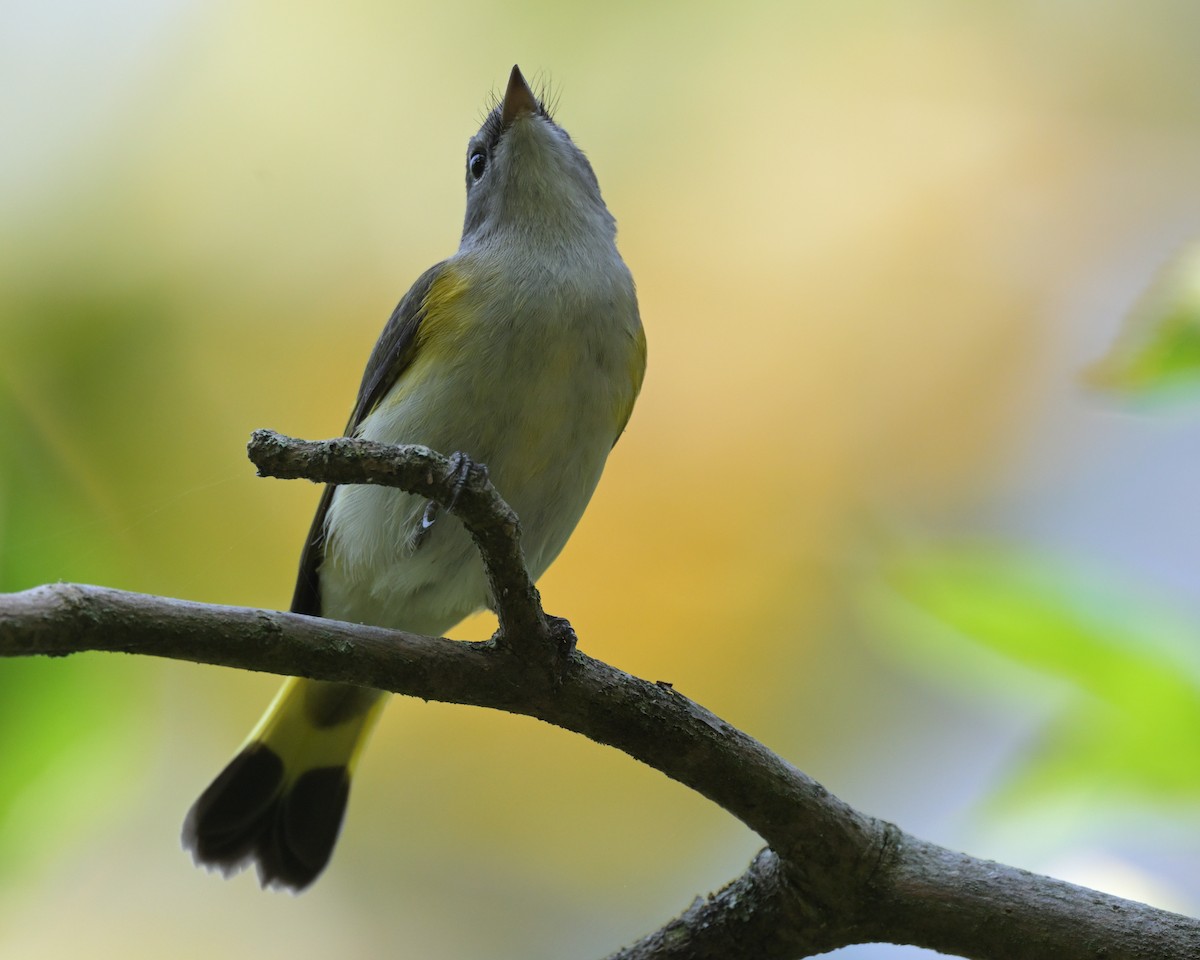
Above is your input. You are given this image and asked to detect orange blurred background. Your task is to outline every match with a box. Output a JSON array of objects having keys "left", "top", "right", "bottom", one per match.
[{"left": 2, "top": 2, "right": 1199, "bottom": 958}]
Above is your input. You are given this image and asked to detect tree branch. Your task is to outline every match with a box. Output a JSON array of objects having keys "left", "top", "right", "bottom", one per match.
[
  {"left": 247, "top": 428, "right": 552, "bottom": 655},
  {"left": 0, "top": 430, "right": 1196, "bottom": 959}
]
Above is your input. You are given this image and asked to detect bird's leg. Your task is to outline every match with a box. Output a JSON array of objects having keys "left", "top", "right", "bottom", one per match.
[
  {"left": 443, "top": 450, "right": 484, "bottom": 513},
  {"left": 414, "top": 452, "right": 484, "bottom": 547}
]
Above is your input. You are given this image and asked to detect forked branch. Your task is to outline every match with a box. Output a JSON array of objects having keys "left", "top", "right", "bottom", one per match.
[{"left": 0, "top": 431, "right": 1195, "bottom": 959}]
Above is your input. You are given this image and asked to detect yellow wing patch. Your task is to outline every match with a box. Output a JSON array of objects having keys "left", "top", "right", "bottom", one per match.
[
  {"left": 415, "top": 264, "right": 473, "bottom": 361},
  {"left": 614, "top": 323, "right": 648, "bottom": 440}
]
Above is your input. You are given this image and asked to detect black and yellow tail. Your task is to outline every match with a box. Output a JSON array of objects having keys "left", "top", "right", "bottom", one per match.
[{"left": 183, "top": 678, "right": 387, "bottom": 891}]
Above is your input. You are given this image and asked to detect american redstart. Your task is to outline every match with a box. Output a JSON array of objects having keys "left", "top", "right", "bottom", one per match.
[{"left": 183, "top": 65, "right": 646, "bottom": 891}]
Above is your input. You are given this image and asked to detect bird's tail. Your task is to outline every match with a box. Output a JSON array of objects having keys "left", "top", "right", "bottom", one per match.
[{"left": 183, "top": 678, "right": 387, "bottom": 891}]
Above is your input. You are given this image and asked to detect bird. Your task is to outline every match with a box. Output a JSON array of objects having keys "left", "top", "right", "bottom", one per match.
[{"left": 182, "top": 64, "right": 647, "bottom": 892}]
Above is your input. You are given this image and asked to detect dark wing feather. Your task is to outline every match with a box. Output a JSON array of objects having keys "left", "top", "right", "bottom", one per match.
[{"left": 289, "top": 262, "right": 448, "bottom": 616}]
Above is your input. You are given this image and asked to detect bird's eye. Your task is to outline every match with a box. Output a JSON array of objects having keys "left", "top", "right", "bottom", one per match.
[{"left": 468, "top": 151, "right": 487, "bottom": 181}]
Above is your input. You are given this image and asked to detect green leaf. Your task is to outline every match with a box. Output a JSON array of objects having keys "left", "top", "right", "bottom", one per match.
[{"left": 1087, "top": 242, "right": 1200, "bottom": 404}]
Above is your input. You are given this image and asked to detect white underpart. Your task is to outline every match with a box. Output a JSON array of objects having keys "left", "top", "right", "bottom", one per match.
[{"left": 320, "top": 156, "right": 640, "bottom": 638}]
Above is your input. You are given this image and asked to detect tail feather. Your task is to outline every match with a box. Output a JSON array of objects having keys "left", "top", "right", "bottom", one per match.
[
  {"left": 184, "top": 743, "right": 285, "bottom": 870},
  {"left": 183, "top": 679, "right": 385, "bottom": 892},
  {"left": 258, "top": 766, "right": 351, "bottom": 889}
]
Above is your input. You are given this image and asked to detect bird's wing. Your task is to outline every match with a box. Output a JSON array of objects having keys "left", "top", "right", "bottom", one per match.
[
  {"left": 289, "top": 261, "right": 448, "bottom": 616},
  {"left": 613, "top": 319, "right": 648, "bottom": 446}
]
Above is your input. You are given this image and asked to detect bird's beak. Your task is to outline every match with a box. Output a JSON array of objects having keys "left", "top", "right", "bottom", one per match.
[{"left": 501, "top": 64, "right": 539, "bottom": 129}]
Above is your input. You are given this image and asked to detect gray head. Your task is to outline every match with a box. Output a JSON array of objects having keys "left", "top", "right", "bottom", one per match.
[{"left": 460, "top": 66, "right": 616, "bottom": 247}]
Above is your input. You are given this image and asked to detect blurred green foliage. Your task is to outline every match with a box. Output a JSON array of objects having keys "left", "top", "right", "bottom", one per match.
[
  {"left": 877, "top": 545, "right": 1200, "bottom": 811},
  {"left": 1088, "top": 243, "right": 1200, "bottom": 404},
  {"left": 0, "top": 285, "right": 181, "bottom": 588},
  {"left": 0, "top": 287, "right": 170, "bottom": 878},
  {"left": 0, "top": 656, "right": 145, "bottom": 880}
]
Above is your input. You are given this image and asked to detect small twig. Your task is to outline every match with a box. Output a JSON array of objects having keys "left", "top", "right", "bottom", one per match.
[{"left": 246, "top": 428, "right": 552, "bottom": 655}]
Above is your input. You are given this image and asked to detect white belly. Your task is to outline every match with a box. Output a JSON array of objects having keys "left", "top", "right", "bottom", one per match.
[{"left": 318, "top": 266, "right": 639, "bottom": 637}]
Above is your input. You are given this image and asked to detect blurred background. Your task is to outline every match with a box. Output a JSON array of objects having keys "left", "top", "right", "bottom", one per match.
[{"left": 2, "top": 1, "right": 1199, "bottom": 957}]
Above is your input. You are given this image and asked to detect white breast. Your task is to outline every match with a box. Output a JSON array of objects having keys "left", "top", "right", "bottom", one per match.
[{"left": 318, "top": 244, "right": 641, "bottom": 637}]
